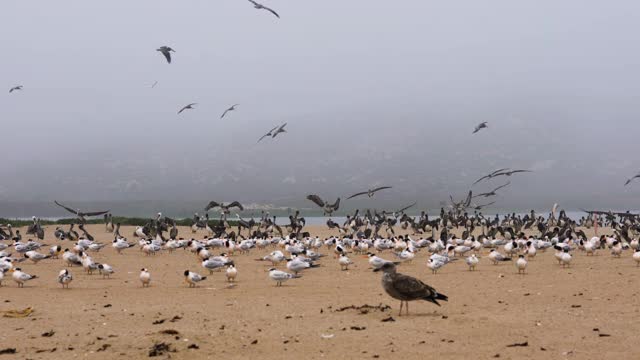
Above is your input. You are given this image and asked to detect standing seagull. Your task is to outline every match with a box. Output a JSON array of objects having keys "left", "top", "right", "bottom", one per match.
[
  {"left": 347, "top": 186, "right": 392, "bottom": 200},
  {"left": 156, "top": 46, "right": 175, "bottom": 64},
  {"left": 472, "top": 121, "right": 488, "bottom": 134},
  {"left": 9, "top": 85, "right": 22, "bottom": 93},
  {"left": 272, "top": 123, "right": 287, "bottom": 138},
  {"left": 178, "top": 103, "right": 197, "bottom": 114},
  {"left": 247, "top": 0, "right": 280, "bottom": 18},
  {"left": 220, "top": 104, "right": 239, "bottom": 119},
  {"left": 625, "top": 172, "right": 640, "bottom": 186},
  {"left": 374, "top": 262, "right": 448, "bottom": 316}
]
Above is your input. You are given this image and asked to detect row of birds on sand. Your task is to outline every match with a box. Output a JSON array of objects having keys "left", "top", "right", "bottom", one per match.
[{"left": 4, "top": 207, "right": 640, "bottom": 315}]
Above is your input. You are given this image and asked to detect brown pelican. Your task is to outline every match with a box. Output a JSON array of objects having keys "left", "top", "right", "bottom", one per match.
[
  {"left": 347, "top": 186, "right": 392, "bottom": 199},
  {"left": 156, "top": 46, "right": 175, "bottom": 64},
  {"left": 54, "top": 201, "right": 110, "bottom": 223},
  {"left": 9, "top": 85, "right": 22, "bottom": 93},
  {"left": 221, "top": 104, "right": 239, "bottom": 119},
  {"left": 205, "top": 201, "right": 244, "bottom": 215},
  {"left": 306, "top": 195, "right": 340, "bottom": 216},
  {"left": 178, "top": 103, "right": 197, "bottom": 114},
  {"left": 472, "top": 121, "right": 488, "bottom": 134}
]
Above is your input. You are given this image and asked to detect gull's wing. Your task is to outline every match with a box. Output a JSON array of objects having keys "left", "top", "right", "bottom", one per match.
[
  {"left": 371, "top": 186, "right": 392, "bottom": 193},
  {"left": 83, "top": 210, "right": 111, "bottom": 217},
  {"left": 221, "top": 109, "right": 230, "bottom": 119},
  {"left": 54, "top": 201, "right": 79, "bottom": 215},
  {"left": 395, "top": 202, "right": 417, "bottom": 213},
  {"left": 472, "top": 174, "right": 491, "bottom": 185},
  {"left": 491, "top": 182, "right": 511, "bottom": 193},
  {"left": 264, "top": 5, "right": 280, "bottom": 18},
  {"left": 347, "top": 191, "right": 368, "bottom": 200},
  {"left": 331, "top": 198, "right": 341, "bottom": 210},
  {"left": 162, "top": 50, "right": 172, "bottom": 64},
  {"left": 247, "top": 0, "right": 259, "bottom": 5},
  {"left": 306, "top": 194, "right": 326, "bottom": 208}
]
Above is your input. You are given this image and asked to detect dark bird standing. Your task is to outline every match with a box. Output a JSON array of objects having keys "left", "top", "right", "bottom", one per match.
[{"left": 375, "top": 262, "right": 448, "bottom": 316}]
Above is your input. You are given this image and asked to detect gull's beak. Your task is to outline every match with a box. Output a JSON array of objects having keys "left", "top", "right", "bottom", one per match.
[{"left": 373, "top": 268, "right": 381, "bottom": 272}]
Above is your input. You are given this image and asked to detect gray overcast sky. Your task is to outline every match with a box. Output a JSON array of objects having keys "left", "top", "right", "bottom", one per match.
[{"left": 2, "top": 0, "right": 640, "bottom": 211}]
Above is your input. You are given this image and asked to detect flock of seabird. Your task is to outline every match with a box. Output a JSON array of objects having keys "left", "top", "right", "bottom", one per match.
[{"left": 3, "top": 202, "right": 640, "bottom": 317}]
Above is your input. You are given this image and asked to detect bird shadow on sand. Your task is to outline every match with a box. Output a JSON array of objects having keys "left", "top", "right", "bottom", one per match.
[{"left": 394, "top": 312, "right": 444, "bottom": 318}]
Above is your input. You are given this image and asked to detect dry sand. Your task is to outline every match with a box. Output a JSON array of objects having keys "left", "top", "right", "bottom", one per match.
[{"left": 1, "top": 224, "right": 639, "bottom": 359}]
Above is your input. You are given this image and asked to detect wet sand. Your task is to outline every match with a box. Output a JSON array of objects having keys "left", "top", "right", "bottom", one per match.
[{"left": 1, "top": 224, "right": 639, "bottom": 359}]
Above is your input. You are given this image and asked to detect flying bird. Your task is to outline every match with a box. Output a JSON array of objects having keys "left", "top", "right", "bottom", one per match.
[
  {"left": 496, "top": 169, "right": 532, "bottom": 177},
  {"left": 472, "top": 168, "right": 510, "bottom": 185},
  {"left": 204, "top": 201, "right": 244, "bottom": 214},
  {"left": 9, "top": 85, "right": 22, "bottom": 93},
  {"left": 625, "top": 173, "right": 640, "bottom": 186},
  {"left": 150, "top": 81, "right": 158, "bottom": 88},
  {"left": 374, "top": 262, "right": 448, "bottom": 316},
  {"left": 257, "top": 125, "right": 279, "bottom": 142},
  {"left": 247, "top": 0, "right": 280, "bottom": 18},
  {"left": 473, "top": 182, "right": 510, "bottom": 198},
  {"left": 306, "top": 195, "right": 340, "bottom": 216},
  {"left": 347, "top": 186, "right": 392, "bottom": 199},
  {"left": 220, "top": 104, "right": 239, "bottom": 119},
  {"left": 394, "top": 202, "right": 417, "bottom": 215},
  {"left": 470, "top": 201, "right": 495, "bottom": 210},
  {"left": 178, "top": 103, "right": 197, "bottom": 114},
  {"left": 472, "top": 121, "right": 488, "bottom": 134},
  {"left": 53, "top": 201, "right": 110, "bottom": 223},
  {"left": 156, "top": 46, "right": 175, "bottom": 64},
  {"left": 272, "top": 123, "right": 287, "bottom": 138}
]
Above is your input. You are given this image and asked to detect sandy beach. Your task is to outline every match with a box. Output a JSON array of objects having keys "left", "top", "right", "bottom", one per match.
[{"left": 1, "top": 224, "right": 639, "bottom": 359}]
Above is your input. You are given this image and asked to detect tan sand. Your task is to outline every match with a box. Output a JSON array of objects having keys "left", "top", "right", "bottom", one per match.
[{"left": 1, "top": 224, "right": 639, "bottom": 359}]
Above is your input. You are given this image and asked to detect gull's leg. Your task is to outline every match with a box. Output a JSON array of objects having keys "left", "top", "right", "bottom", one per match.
[{"left": 398, "top": 301, "right": 403, "bottom": 316}]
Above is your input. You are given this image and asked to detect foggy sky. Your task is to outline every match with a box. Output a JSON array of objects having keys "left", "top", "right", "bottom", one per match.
[{"left": 2, "top": 0, "right": 640, "bottom": 213}]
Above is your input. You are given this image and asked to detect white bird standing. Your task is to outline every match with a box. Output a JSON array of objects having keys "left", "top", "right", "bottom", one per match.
[
  {"left": 338, "top": 254, "right": 353, "bottom": 270},
  {"left": 98, "top": 264, "right": 114, "bottom": 278},
  {"left": 57, "top": 269, "right": 73, "bottom": 288},
  {"left": 140, "top": 268, "right": 151, "bottom": 287},
  {"left": 633, "top": 249, "right": 640, "bottom": 266},
  {"left": 184, "top": 270, "right": 207, "bottom": 287},
  {"left": 12, "top": 268, "right": 37, "bottom": 287},
  {"left": 515, "top": 255, "right": 528, "bottom": 274},
  {"left": 268, "top": 268, "right": 298, "bottom": 286},
  {"left": 226, "top": 265, "right": 237, "bottom": 282},
  {"left": 465, "top": 254, "right": 479, "bottom": 271}
]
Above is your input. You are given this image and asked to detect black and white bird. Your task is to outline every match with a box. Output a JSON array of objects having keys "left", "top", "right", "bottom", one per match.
[
  {"left": 184, "top": 270, "right": 207, "bottom": 287},
  {"left": 375, "top": 262, "right": 448, "bottom": 316},
  {"left": 9, "top": 85, "right": 22, "bottom": 93},
  {"left": 347, "top": 186, "right": 392, "bottom": 200},
  {"left": 472, "top": 121, "right": 488, "bottom": 134},
  {"left": 178, "top": 103, "right": 197, "bottom": 114},
  {"left": 57, "top": 269, "right": 73, "bottom": 289},
  {"left": 156, "top": 46, "right": 175, "bottom": 64},
  {"left": 247, "top": 0, "right": 280, "bottom": 18},
  {"left": 257, "top": 125, "right": 279, "bottom": 142},
  {"left": 12, "top": 268, "right": 37, "bottom": 288},
  {"left": 306, "top": 195, "right": 340, "bottom": 216},
  {"left": 221, "top": 104, "right": 239, "bottom": 119}
]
